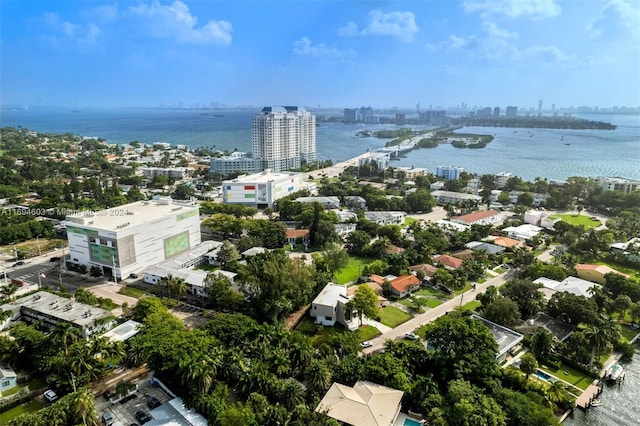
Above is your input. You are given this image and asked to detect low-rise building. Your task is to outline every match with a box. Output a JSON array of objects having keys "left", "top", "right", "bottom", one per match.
[
  {"left": 335, "top": 223, "right": 357, "bottom": 239},
  {"left": 222, "top": 170, "right": 305, "bottom": 208},
  {"left": 295, "top": 196, "right": 341, "bottom": 209},
  {"left": 310, "top": 283, "right": 357, "bottom": 331},
  {"left": 451, "top": 209, "right": 502, "bottom": 226},
  {"left": 575, "top": 264, "right": 630, "bottom": 285},
  {"left": 534, "top": 276, "right": 601, "bottom": 300},
  {"left": 433, "top": 254, "right": 463, "bottom": 270},
  {"left": 363, "top": 211, "right": 406, "bottom": 226},
  {"left": 472, "top": 314, "right": 523, "bottom": 361},
  {"left": 393, "top": 166, "right": 428, "bottom": 179},
  {"left": 0, "top": 291, "right": 114, "bottom": 339},
  {"left": 595, "top": 176, "right": 640, "bottom": 193},
  {"left": 389, "top": 275, "right": 421, "bottom": 298},
  {"left": 0, "top": 366, "right": 18, "bottom": 394},
  {"left": 142, "top": 167, "right": 189, "bottom": 180},
  {"left": 286, "top": 229, "right": 310, "bottom": 249},
  {"left": 343, "top": 196, "right": 367, "bottom": 210},
  {"left": 431, "top": 190, "right": 482, "bottom": 205},
  {"left": 210, "top": 152, "right": 258, "bottom": 176},
  {"left": 502, "top": 224, "right": 544, "bottom": 240},
  {"left": 466, "top": 241, "right": 506, "bottom": 256},
  {"left": 316, "top": 381, "right": 404, "bottom": 426},
  {"left": 436, "top": 166, "right": 464, "bottom": 181}
]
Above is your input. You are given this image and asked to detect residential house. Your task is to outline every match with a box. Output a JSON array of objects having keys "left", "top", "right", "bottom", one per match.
[
  {"left": 435, "top": 220, "right": 469, "bottom": 235},
  {"left": 364, "top": 211, "right": 406, "bottom": 226},
  {"left": 451, "top": 210, "right": 502, "bottom": 226},
  {"left": 348, "top": 282, "right": 387, "bottom": 307},
  {"left": 472, "top": 315, "right": 523, "bottom": 361},
  {"left": 502, "top": 224, "right": 543, "bottom": 241},
  {"left": 451, "top": 249, "right": 474, "bottom": 260},
  {"left": 409, "top": 264, "right": 438, "bottom": 282},
  {"left": 334, "top": 210, "right": 359, "bottom": 223},
  {"left": 335, "top": 223, "right": 357, "bottom": 239},
  {"left": 310, "top": 283, "right": 358, "bottom": 331},
  {"left": 295, "top": 196, "right": 341, "bottom": 209},
  {"left": 515, "top": 313, "right": 575, "bottom": 342},
  {"left": 610, "top": 238, "right": 640, "bottom": 262},
  {"left": 241, "top": 247, "right": 268, "bottom": 259},
  {"left": 575, "top": 264, "right": 630, "bottom": 285},
  {"left": 343, "top": 196, "right": 367, "bottom": 210},
  {"left": 286, "top": 229, "right": 310, "bottom": 249},
  {"left": 466, "top": 241, "right": 506, "bottom": 256},
  {"left": 315, "top": 381, "right": 404, "bottom": 426},
  {"left": 534, "top": 277, "right": 601, "bottom": 301},
  {"left": 389, "top": 275, "right": 421, "bottom": 299},
  {"left": 491, "top": 236, "right": 524, "bottom": 249},
  {"left": 433, "top": 254, "right": 463, "bottom": 270},
  {"left": 0, "top": 366, "right": 18, "bottom": 394}
]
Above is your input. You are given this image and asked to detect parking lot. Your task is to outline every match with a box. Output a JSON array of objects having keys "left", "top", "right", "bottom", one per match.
[{"left": 96, "top": 377, "right": 173, "bottom": 425}]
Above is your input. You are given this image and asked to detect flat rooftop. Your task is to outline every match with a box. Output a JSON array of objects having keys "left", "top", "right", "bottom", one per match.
[
  {"left": 64, "top": 197, "right": 199, "bottom": 231},
  {"left": 102, "top": 319, "right": 141, "bottom": 342},
  {"left": 313, "top": 283, "right": 348, "bottom": 306},
  {"left": 472, "top": 314, "right": 523, "bottom": 357},
  {"left": 2, "top": 291, "right": 112, "bottom": 327},
  {"left": 224, "top": 170, "right": 300, "bottom": 184}
]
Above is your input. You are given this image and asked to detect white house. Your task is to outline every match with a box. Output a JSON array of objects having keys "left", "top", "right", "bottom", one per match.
[
  {"left": 310, "top": 283, "right": 358, "bottom": 331},
  {"left": 451, "top": 209, "right": 502, "bottom": 226},
  {"left": 0, "top": 366, "right": 18, "bottom": 394},
  {"left": 364, "top": 211, "right": 406, "bottom": 226}
]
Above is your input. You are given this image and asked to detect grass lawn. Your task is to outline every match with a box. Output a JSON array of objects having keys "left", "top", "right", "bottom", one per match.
[
  {"left": 295, "top": 317, "right": 381, "bottom": 346},
  {"left": 405, "top": 217, "right": 419, "bottom": 226},
  {"left": 377, "top": 305, "right": 412, "bottom": 328},
  {"left": 118, "top": 286, "right": 146, "bottom": 299},
  {"left": 620, "top": 324, "right": 640, "bottom": 342},
  {"left": 422, "top": 298, "right": 443, "bottom": 308},
  {"left": 538, "top": 362, "right": 595, "bottom": 391},
  {"left": 334, "top": 256, "right": 375, "bottom": 284},
  {"left": 494, "top": 267, "right": 506, "bottom": 274},
  {"left": 0, "top": 400, "right": 44, "bottom": 424},
  {"left": 459, "top": 300, "right": 481, "bottom": 312},
  {"left": 415, "top": 287, "right": 448, "bottom": 298},
  {"left": 548, "top": 214, "right": 600, "bottom": 229},
  {"left": 454, "top": 283, "right": 473, "bottom": 295}
]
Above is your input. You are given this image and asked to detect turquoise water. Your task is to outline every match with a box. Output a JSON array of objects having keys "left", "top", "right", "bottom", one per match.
[
  {"left": 1, "top": 108, "right": 638, "bottom": 181},
  {"left": 535, "top": 370, "right": 555, "bottom": 382},
  {"left": 404, "top": 419, "right": 422, "bottom": 426}
]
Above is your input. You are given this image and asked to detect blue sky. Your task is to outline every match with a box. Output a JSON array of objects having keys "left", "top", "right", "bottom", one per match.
[{"left": 1, "top": 0, "right": 638, "bottom": 109}]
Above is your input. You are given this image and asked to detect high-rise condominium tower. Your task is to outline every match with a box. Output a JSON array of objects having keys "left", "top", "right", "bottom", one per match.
[{"left": 251, "top": 106, "right": 316, "bottom": 172}]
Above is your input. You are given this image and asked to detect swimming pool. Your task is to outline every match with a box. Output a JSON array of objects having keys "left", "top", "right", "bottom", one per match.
[
  {"left": 535, "top": 370, "right": 556, "bottom": 383},
  {"left": 404, "top": 419, "right": 422, "bottom": 426}
]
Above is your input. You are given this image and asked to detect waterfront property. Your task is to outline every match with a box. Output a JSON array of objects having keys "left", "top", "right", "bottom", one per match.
[
  {"left": 472, "top": 314, "right": 523, "bottom": 361},
  {"left": 316, "top": 380, "right": 404, "bottom": 426},
  {"left": 222, "top": 170, "right": 306, "bottom": 208},
  {"left": 64, "top": 197, "right": 201, "bottom": 280},
  {"left": 0, "top": 291, "right": 114, "bottom": 339}
]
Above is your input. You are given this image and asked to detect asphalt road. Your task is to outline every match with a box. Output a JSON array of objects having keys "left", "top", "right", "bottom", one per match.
[{"left": 363, "top": 269, "right": 515, "bottom": 354}]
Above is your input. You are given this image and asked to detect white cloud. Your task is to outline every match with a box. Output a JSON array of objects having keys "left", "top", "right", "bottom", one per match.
[
  {"left": 128, "top": 0, "right": 232, "bottom": 45},
  {"left": 588, "top": 0, "right": 640, "bottom": 38},
  {"left": 521, "top": 45, "right": 571, "bottom": 62},
  {"left": 463, "top": 0, "right": 561, "bottom": 18},
  {"left": 293, "top": 37, "right": 352, "bottom": 58},
  {"left": 82, "top": 3, "right": 119, "bottom": 22},
  {"left": 481, "top": 21, "right": 518, "bottom": 39},
  {"left": 41, "top": 12, "right": 101, "bottom": 46},
  {"left": 339, "top": 9, "right": 419, "bottom": 41}
]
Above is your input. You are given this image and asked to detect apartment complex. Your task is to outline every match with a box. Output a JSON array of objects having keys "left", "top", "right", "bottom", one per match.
[
  {"left": 595, "top": 177, "right": 640, "bottom": 193},
  {"left": 64, "top": 197, "right": 201, "bottom": 279},
  {"left": 436, "top": 166, "right": 464, "bottom": 181},
  {"left": 222, "top": 169, "right": 305, "bottom": 208},
  {"left": 252, "top": 106, "right": 316, "bottom": 172}
]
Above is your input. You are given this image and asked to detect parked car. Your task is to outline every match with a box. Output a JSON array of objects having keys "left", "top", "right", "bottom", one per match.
[
  {"left": 12, "top": 261, "right": 25, "bottom": 267},
  {"left": 134, "top": 411, "right": 152, "bottom": 424},
  {"left": 147, "top": 396, "right": 161, "bottom": 409},
  {"left": 43, "top": 390, "right": 58, "bottom": 403},
  {"left": 50, "top": 256, "right": 60, "bottom": 262},
  {"left": 404, "top": 332, "right": 419, "bottom": 341},
  {"left": 439, "top": 286, "right": 453, "bottom": 295},
  {"left": 101, "top": 411, "right": 114, "bottom": 426},
  {"left": 360, "top": 341, "right": 373, "bottom": 349}
]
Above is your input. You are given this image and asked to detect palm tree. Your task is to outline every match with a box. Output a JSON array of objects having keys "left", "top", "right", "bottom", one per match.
[
  {"left": 51, "top": 322, "right": 82, "bottom": 355},
  {"left": 584, "top": 324, "right": 611, "bottom": 369},
  {"left": 544, "top": 380, "right": 566, "bottom": 411},
  {"left": 288, "top": 333, "right": 314, "bottom": 376},
  {"left": 305, "top": 359, "right": 332, "bottom": 396},
  {"left": 279, "top": 378, "right": 306, "bottom": 410},
  {"left": 160, "top": 274, "right": 188, "bottom": 301},
  {"left": 529, "top": 328, "right": 554, "bottom": 359}
]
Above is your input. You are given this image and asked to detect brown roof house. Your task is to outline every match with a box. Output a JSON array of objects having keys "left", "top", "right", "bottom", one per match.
[
  {"left": 451, "top": 209, "right": 503, "bottom": 226},
  {"left": 575, "top": 264, "right": 630, "bottom": 285},
  {"left": 390, "top": 275, "right": 421, "bottom": 299},
  {"left": 286, "top": 228, "right": 310, "bottom": 250},
  {"left": 433, "top": 254, "right": 463, "bottom": 270},
  {"left": 316, "top": 381, "right": 404, "bottom": 426}
]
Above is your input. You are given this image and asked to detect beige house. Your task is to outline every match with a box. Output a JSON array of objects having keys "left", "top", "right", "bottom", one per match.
[
  {"left": 316, "top": 381, "right": 404, "bottom": 426},
  {"left": 575, "top": 264, "right": 629, "bottom": 285}
]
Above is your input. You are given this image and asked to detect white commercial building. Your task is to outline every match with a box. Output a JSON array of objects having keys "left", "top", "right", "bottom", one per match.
[
  {"left": 436, "top": 166, "right": 464, "bottom": 180},
  {"left": 210, "top": 152, "right": 258, "bottom": 176},
  {"left": 252, "top": 106, "right": 316, "bottom": 172},
  {"left": 222, "top": 170, "right": 305, "bottom": 208},
  {"left": 595, "top": 176, "right": 640, "bottom": 193},
  {"left": 64, "top": 197, "right": 201, "bottom": 280}
]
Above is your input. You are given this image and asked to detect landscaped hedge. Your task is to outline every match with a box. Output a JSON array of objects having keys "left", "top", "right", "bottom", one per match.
[{"left": 554, "top": 355, "right": 600, "bottom": 380}]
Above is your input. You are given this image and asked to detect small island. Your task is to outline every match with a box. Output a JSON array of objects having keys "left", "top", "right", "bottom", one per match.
[{"left": 451, "top": 116, "right": 617, "bottom": 130}]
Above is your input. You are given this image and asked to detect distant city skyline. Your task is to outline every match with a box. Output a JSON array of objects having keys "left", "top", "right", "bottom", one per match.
[{"left": 1, "top": 0, "right": 639, "bottom": 108}]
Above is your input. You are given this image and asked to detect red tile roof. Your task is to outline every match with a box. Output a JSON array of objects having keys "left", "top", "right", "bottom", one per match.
[
  {"left": 390, "top": 275, "right": 420, "bottom": 293},
  {"left": 434, "top": 254, "right": 463, "bottom": 269},
  {"left": 286, "top": 229, "right": 310, "bottom": 239},
  {"left": 409, "top": 264, "right": 438, "bottom": 277},
  {"left": 451, "top": 209, "right": 501, "bottom": 225},
  {"left": 369, "top": 274, "right": 386, "bottom": 284},
  {"left": 493, "top": 236, "right": 523, "bottom": 248}
]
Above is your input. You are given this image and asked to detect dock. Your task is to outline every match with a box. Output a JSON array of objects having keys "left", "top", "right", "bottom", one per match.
[{"left": 575, "top": 383, "right": 602, "bottom": 411}]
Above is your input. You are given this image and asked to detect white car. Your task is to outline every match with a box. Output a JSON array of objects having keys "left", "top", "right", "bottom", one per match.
[
  {"left": 44, "top": 390, "right": 58, "bottom": 403},
  {"left": 360, "top": 341, "right": 373, "bottom": 349},
  {"left": 404, "top": 332, "right": 419, "bottom": 341}
]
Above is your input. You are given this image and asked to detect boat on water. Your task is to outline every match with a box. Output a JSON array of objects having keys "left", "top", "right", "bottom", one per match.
[
  {"left": 606, "top": 364, "right": 624, "bottom": 381},
  {"left": 591, "top": 399, "right": 603, "bottom": 407}
]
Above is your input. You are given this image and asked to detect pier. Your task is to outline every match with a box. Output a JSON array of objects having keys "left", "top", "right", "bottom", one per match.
[{"left": 575, "top": 383, "right": 603, "bottom": 411}]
